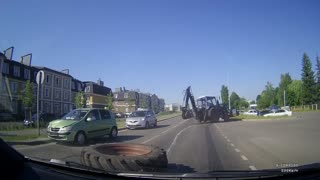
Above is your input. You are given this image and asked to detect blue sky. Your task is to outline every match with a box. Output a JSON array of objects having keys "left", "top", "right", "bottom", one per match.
[{"left": 1, "top": 0, "right": 320, "bottom": 104}]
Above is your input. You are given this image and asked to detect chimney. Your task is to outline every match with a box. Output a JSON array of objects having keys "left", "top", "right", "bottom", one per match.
[{"left": 120, "top": 87, "right": 123, "bottom": 92}]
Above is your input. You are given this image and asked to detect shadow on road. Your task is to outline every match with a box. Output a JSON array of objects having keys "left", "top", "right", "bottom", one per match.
[{"left": 167, "top": 163, "right": 195, "bottom": 173}]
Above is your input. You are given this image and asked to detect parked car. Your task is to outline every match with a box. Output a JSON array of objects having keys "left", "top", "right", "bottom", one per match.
[
  {"left": 115, "top": 112, "right": 125, "bottom": 118},
  {"left": 126, "top": 110, "right": 157, "bottom": 129},
  {"left": 258, "top": 110, "right": 271, "bottom": 116},
  {"left": 124, "top": 112, "right": 132, "bottom": 118},
  {"left": 243, "top": 110, "right": 258, "bottom": 116},
  {"left": 263, "top": 109, "right": 292, "bottom": 117},
  {"left": 24, "top": 113, "right": 57, "bottom": 127},
  {"left": 0, "top": 112, "right": 15, "bottom": 121},
  {"left": 47, "top": 108, "right": 118, "bottom": 145}
]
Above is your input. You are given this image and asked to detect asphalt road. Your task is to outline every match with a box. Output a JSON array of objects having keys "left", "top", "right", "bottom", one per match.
[{"left": 12, "top": 112, "right": 320, "bottom": 173}]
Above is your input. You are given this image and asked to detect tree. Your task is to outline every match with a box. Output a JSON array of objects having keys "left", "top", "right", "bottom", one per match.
[
  {"left": 257, "top": 82, "right": 276, "bottom": 109},
  {"left": 287, "top": 80, "right": 303, "bottom": 106},
  {"left": 250, "top": 100, "right": 256, "bottom": 104},
  {"left": 316, "top": 56, "right": 320, "bottom": 101},
  {"left": 277, "top": 73, "right": 292, "bottom": 106},
  {"left": 126, "top": 98, "right": 136, "bottom": 111},
  {"left": 238, "top": 98, "right": 249, "bottom": 109},
  {"left": 220, "top": 85, "right": 229, "bottom": 107},
  {"left": 301, "top": 53, "right": 316, "bottom": 104},
  {"left": 141, "top": 99, "right": 148, "bottom": 109},
  {"left": 230, "top": 92, "right": 240, "bottom": 109},
  {"left": 256, "top": 95, "right": 261, "bottom": 104},
  {"left": 21, "top": 80, "right": 34, "bottom": 121},
  {"left": 105, "top": 93, "right": 113, "bottom": 110},
  {"left": 75, "top": 91, "right": 86, "bottom": 108}
]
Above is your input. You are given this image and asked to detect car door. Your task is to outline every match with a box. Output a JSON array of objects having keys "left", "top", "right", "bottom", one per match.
[
  {"left": 146, "top": 111, "right": 153, "bottom": 125},
  {"left": 99, "top": 110, "right": 113, "bottom": 136},
  {"left": 85, "top": 110, "right": 102, "bottom": 138}
]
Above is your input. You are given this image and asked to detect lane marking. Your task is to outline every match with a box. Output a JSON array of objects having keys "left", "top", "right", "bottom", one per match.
[
  {"left": 230, "top": 143, "right": 235, "bottom": 147},
  {"left": 235, "top": 148, "right": 240, "bottom": 152},
  {"left": 226, "top": 139, "right": 231, "bottom": 142},
  {"left": 167, "top": 125, "right": 196, "bottom": 154},
  {"left": 249, "top": 165, "right": 257, "bottom": 170},
  {"left": 241, "top": 155, "right": 248, "bottom": 161},
  {"left": 142, "top": 119, "right": 189, "bottom": 144}
]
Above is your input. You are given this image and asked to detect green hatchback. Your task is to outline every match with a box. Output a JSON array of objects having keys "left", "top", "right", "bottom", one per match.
[{"left": 47, "top": 108, "right": 118, "bottom": 145}]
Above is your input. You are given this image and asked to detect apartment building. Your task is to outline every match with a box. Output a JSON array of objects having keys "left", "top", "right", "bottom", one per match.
[
  {"left": 83, "top": 80, "right": 112, "bottom": 109},
  {"left": 113, "top": 88, "right": 139, "bottom": 113}
]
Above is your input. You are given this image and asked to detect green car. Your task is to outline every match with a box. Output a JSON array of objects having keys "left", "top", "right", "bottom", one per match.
[{"left": 47, "top": 108, "right": 118, "bottom": 145}]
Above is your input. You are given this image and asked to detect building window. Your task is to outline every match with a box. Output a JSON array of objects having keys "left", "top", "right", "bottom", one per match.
[
  {"left": 72, "top": 81, "right": 75, "bottom": 89},
  {"left": 11, "top": 82, "right": 17, "bottom": 93},
  {"left": 124, "top": 93, "right": 128, "bottom": 99},
  {"left": 85, "top": 86, "right": 90, "bottom": 92},
  {"left": 24, "top": 69, "right": 30, "bottom": 79},
  {"left": 55, "top": 90, "right": 60, "bottom": 99},
  {"left": 46, "top": 74, "right": 51, "bottom": 84},
  {"left": 13, "top": 66, "right": 20, "bottom": 77},
  {"left": 55, "top": 76, "right": 60, "bottom": 86},
  {"left": 64, "top": 104, "right": 69, "bottom": 113},
  {"left": 2, "top": 63, "right": 9, "bottom": 74},
  {"left": 64, "top": 91, "right": 69, "bottom": 100},
  {"left": 64, "top": 79, "right": 69, "bottom": 88},
  {"left": 77, "top": 83, "right": 82, "bottom": 91},
  {"left": 45, "top": 88, "right": 49, "bottom": 97}
]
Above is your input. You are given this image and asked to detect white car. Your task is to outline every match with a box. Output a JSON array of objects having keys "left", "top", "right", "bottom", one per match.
[
  {"left": 243, "top": 110, "right": 258, "bottom": 116},
  {"left": 126, "top": 110, "right": 157, "bottom": 129},
  {"left": 263, "top": 109, "right": 292, "bottom": 117}
]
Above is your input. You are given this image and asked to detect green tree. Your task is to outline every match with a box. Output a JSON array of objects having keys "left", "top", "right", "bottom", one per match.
[
  {"left": 230, "top": 92, "right": 240, "bottom": 109},
  {"left": 105, "top": 93, "right": 113, "bottom": 110},
  {"left": 277, "top": 73, "right": 292, "bottom": 106},
  {"left": 301, "top": 53, "right": 316, "bottom": 104},
  {"left": 75, "top": 91, "right": 86, "bottom": 108},
  {"left": 220, "top": 85, "right": 229, "bottom": 107},
  {"left": 316, "top": 56, "right": 320, "bottom": 101},
  {"left": 126, "top": 98, "right": 136, "bottom": 111},
  {"left": 238, "top": 98, "right": 249, "bottom": 109},
  {"left": 257, "top": 82, "right": 276, "bottom": 109},
  {"left": 141, "top": 99, "right": 148, "bottom": 109},
  {"left": 287, "top": 80, "right": 303, "bottom": 106},
  {"left": 21, "top": 80, "right": 34, "bottom": 121},
  {"left": 250, "top": 100, "right": 256, "bottom": 104}
]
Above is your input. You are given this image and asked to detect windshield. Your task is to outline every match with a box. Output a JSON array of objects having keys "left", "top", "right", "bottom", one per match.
[
  {"left": 130, "top": 111, "right": 147, "bottom": 117},
  {"left": 61, "top": 110, "right": 89, "bottom": 120},
  {"left": 1, "top": 0, "right": 320, "bottom": 178}
]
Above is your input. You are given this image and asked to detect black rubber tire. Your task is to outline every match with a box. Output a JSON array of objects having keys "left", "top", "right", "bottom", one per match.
[
  {"left": 109, "top": 127, "right": 118, "bottom": 139},
  {"left": 74, "top": 131, "right": 87, "bottom": 146},
  {"left": 81, "top": 144, "right": 168, "bottom": 172},
  {"left": 209, "top": 108, "right": 219, "bottom": 122},
  {"left": 145, "top": 121, "right": 150, "bottom": 129}
]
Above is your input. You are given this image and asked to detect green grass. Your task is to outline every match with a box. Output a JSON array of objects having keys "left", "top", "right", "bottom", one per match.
[
  {"left": 0, "top": 134, "right": 47, "bottom": 141},
  {"left": 0, "top": 121, "right": 49, "bottom": 131},
  {"left": 292, "top": 109, "right": 320, "bottom": 112}
]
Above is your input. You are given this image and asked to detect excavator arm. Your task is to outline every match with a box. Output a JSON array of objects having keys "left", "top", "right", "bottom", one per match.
[{"left": 182, "top": 86, "right": 198, "bottom": 119}]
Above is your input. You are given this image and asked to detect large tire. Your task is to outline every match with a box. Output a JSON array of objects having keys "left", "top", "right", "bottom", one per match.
[
  {"left": 81, "top": 144, "right": 168, "bottom": 172},
  {"left": 109, "top": 127, "right": 118, "bottom": 139},
  {"left": 209, "top": 108, "right": 219, "bottom": 122}
]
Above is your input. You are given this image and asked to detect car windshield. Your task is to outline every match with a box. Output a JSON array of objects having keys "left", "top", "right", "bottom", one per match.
[
  {"left": 130, "top": 111, "right": 146, "bottom": 117},
  {"left": 61, "top": 110, "right": 89, "bottom": 121},
  {"left": 1, "top": 1, "right": 320, "bottom": 178}
]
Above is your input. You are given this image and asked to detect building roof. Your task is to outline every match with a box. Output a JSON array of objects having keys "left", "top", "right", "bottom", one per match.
[{"left": 33, "top": 66, "right": 73, "bottom": 78}]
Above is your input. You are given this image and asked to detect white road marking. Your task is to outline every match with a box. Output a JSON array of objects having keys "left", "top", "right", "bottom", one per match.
[
  {"left": 167, "top": 125, "right": 196, "bottom": 154},
  {"left": 226, "top": 139, "right": 231, "bottom": 142},
  {"left": 249, "top": 165, "right": 257, "bottom": 170},
  {"left": 235, "top": 148, "right": 240, "bottom": 152},
  {"left": 230, "top": 143, "right": 235, "bottom": 147},
  {"left": 241, "top": 155, "right": 248, "bottom": 161},
  {"left": 142, "top": 119, "right": 189, "bottom": 144}
]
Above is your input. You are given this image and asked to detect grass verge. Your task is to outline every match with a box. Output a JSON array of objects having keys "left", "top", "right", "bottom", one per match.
[{"left": 0, "top": 134, "right": 47, "bottom": 141}]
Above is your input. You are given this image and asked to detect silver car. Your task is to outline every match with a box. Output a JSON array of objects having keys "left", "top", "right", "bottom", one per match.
[{"left": 126, "top": 110, "right": 157, "bottom": 129}]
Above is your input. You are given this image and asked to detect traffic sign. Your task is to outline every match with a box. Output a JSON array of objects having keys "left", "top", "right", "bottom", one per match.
[{"left": 36, "top": 70, "right": 44, "bottom": 85}]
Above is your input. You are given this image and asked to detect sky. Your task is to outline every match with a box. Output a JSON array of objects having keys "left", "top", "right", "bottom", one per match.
[{"left": 1, "top": 0, "right": 320, "bottom": 104}]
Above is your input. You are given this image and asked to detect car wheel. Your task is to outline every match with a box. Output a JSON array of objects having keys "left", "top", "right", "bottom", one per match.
[
  {"left": 145, "top": 121, "right": 150, "bottom": 129},
  {"left": 109, "top": 127, "right": 118, "bottom": 139},
  {"left": 154, "top": 120, "right": 157, "bottom": 128},
  {"left": 75, "top": 132, "right": 86, "bottom": 146}
]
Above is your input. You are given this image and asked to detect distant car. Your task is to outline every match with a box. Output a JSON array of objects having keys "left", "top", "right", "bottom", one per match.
[
  {"left": 126, "top": 110, "right": 157, "bottom": 129},
  {"left": 24, "top": 113, "right": 57, "bottom": 127},
  {"left": 258, "top": 110, "right": 271, "bottom": 116},
  {"left": 124, "top": 112, "right": 132, "bottom": 118},
  {"left": 115, "top": 112, "right": 125, "bottom": 118},
  {"left": 263, "top": 109, "right": 292, "bottom": 117},
  {"left": 243, "top": 110, "right": 258, "bottom": 116},
  {"left": 0, "top": 112, "right": 15, "bottom": 121}
]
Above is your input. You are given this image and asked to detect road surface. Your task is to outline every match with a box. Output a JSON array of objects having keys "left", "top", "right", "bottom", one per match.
[{"left": 12, "top": 112, "right": 320, "bottom": 173}]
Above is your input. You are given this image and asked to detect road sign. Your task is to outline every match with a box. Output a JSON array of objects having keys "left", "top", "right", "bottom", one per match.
[{"left": 36, "top": 70, "right": 44, "bottom": 84}]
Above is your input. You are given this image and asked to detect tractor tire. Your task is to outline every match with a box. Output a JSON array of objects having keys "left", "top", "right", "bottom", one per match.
[
  {"left": 223, "top": 114, "right": 230, "bottom": 121},
  {"left": 209, "top": 108, "right": 219, "bottom": 122},
  {"left": 81, "top": 143, "right": 168, "bottom": 172},
  {"left": 182, "top": 111, "right": 187, "bottom": 119}
]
